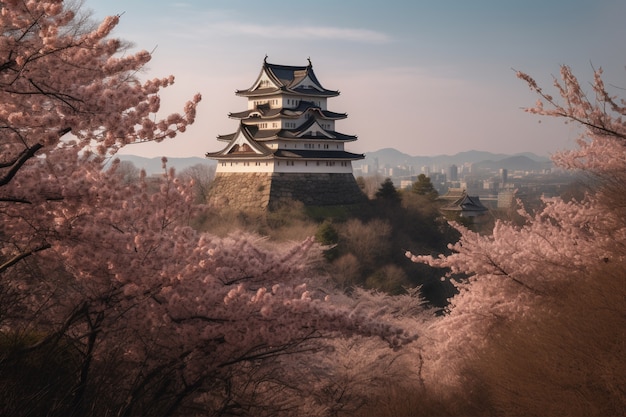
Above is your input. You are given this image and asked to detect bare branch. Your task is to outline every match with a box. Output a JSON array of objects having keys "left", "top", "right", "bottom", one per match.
[
  {"left": 0, "top": 143, "right": 43, "bottom": 187},
  {"left": 0, "top": 243, "right": 52, "bottom": 274}
]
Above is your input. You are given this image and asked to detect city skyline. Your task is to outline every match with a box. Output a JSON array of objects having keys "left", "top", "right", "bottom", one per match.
[{"left": 87, "top": 0, "right": 626, "bottom": 158}]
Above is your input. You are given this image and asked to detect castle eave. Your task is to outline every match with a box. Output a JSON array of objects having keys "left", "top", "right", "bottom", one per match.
[{"left": 274, "top": 149, "right": 364, "bottom": 160}]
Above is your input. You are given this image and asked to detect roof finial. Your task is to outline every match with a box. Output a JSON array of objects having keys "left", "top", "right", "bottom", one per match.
[
  {"left": 264, "top": 54, "right": 268, "bottom": 64},
  {"left": 307, "top": 57, "right": 312, "bottom": 66}
]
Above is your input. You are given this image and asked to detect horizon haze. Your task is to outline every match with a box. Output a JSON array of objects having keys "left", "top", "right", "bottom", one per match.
[{"left": 88, "top": 0, "right": 626, "bottom": 159}]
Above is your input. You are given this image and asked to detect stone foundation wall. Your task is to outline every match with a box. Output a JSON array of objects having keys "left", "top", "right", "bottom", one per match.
[{"left": 207, "top": 172, "right": 366, "bottom": 211}]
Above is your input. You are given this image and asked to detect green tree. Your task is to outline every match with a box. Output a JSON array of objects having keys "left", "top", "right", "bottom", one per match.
[
  {"left": 315, "top": 221, "right": 340, "bottom": 260},
  {"left": 375, "top": 178, "right": 401, "bottom": 203},
  {"left": 412, "top": 174, "right": 438, "bottom": 198}
]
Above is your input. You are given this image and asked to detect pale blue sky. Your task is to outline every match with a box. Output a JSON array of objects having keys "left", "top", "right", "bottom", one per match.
[{"left": 87, "top": 0, "right": 626, "bottom": 158}]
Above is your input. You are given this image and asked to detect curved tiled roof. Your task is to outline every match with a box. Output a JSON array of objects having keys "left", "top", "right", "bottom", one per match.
[
  {"left": 207, "top": 147, "right": 363, "bottom": 161},
  {"left": 218, "top": 121, "right": 356, "bottom": 143},
  {"left": 441, "top": 193, "right": 488, "bottom": 213},
  {"left": 209, "top": 121, "right": 362, "bottom": 161},
  {"left": 236, "top": 59, "right": 340, "bottom": 98},
  {"left": 229, "top": 103, "right": 347, "bottom": 121},
  {"left": 284, "top": 117, "right": 356, "bottom": 141},
  {"left": 274, "top": 149, "right": 364, "bottom": 160},
  {"left": 208, "top": 125, "right": 273, "bottom": 158},
  {"left": 283, "top": 101, "right": 347, "bottom": 119}
]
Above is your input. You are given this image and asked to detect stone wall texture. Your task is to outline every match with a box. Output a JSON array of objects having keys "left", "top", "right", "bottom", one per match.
[{"left": 207, "top": 172, "right": 367, "bottom": 210}]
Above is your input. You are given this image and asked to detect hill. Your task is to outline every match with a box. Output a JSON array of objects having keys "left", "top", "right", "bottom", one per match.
[
  {"left": 113, "top": 149, "right": 552, "bottom": 176},
  {"left": 112, "top": 155, "right": 215, "bottom": 175},
  {"left": 472, "top": 155, "right": 552, "bottom": 171},
  {"left": 362, "top": 148, "right": 551, "bottom": 172}
]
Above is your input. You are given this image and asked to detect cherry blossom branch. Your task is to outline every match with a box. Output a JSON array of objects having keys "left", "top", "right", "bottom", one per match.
[
  {"left": 484, "top": 253, "right": 541, "bottom": 294},
  {"left": 0, "top": 143, "right": 43, "bottom": 187},
  {"left": 516, "top": 66, "right": 626, "bottom": 141},
  {"left": 0, "top": 243, "right": 51, "bottom": 274}
]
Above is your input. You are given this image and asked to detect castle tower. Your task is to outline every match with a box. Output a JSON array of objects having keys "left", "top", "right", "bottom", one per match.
[{"left": 206, "top": 57, "right": 366, "bottom": 210}]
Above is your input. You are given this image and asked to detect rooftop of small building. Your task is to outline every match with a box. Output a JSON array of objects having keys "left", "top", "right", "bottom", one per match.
[{"left": 441, "top": 192, "right": 489, "bottom": 212}]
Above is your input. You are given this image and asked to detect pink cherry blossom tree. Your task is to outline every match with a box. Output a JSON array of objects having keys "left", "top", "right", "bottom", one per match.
[
  {"left": 0, "top": 2, "right": 415, "bottom": 416},
  {"left": 407, "top": 66, "right": 626, "bottom": 415}
]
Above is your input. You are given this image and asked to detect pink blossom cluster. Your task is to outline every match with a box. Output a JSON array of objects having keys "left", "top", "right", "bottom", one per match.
[
  {"left": 0, "top": 0, "right": 201, "bottom": 169},
  {"left": 517, "top": 66, "right": 626, "bottom": 173},
  {"left": 0, "top": 3, "right": 416, "bottom": 413},
  {"left": 1, "top": 148, "right": 415, "bottom": 412},
  {"left": 406, "top": 66, "right": 626, "bottom": 395}
]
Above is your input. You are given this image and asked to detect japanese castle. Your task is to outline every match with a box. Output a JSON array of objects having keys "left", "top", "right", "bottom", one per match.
[{"left": 206, "top": 57, "right": 366, "bottom": 210}]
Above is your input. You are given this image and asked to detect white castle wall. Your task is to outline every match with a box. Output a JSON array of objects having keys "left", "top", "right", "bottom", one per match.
[{"left": 216, "top": 160, "right": 353, "bottom": 174}]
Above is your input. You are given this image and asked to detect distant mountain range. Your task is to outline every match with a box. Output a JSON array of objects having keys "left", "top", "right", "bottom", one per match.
[
  {"left": 362, "top": 148, "right": 552, "bottom": 171},
  {"left": 115, "top": 148, "right": 552, "bottom": 176},
  {"left": 113, "top": 155, "right": 214, "bottom": 175}
]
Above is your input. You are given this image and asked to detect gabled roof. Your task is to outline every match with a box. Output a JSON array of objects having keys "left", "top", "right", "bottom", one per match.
[
  {"left": 207, "top": 124, "right": 272, "bottom": 158},
  {"left": 441, "top": 193, "right": 488, "bottom": 213},
  {"left": 236, "top": 57, "right": 340, "bottom": 98},
  {"left": 268, "top": 118, "right": 357, "bottom": 142},
  {"left": 217, "top": 120, "right": 357, "bottom": 143},
  {"left": 283, "top": 101, "right": 347, "bottom": 119},
  {"left": 228, "top": 101, "right": 348, "bottom": 120},
  {"left": 208, "top": 123, "right": 363, "bottom": 161},
  {"left": 229, "top": 101, "right": 347, "bottom": 121}
]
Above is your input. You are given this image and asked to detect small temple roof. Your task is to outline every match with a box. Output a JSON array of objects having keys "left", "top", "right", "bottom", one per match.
[
  {"left": 236, "top": 58, "right": 340, "bottom": 98},
  {"left": 441, "top": 192, "right": 489, "bottom": 214},
  {"left": 440, "top": 187, "right": 466, "bottom": 201}
]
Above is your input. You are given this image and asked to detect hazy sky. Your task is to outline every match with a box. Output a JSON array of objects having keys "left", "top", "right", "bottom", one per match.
[{"left": 87, "top": 0, "right": 626, "bottom": 158}]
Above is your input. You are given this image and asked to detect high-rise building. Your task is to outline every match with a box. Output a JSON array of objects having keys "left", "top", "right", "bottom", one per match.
[
  {"left": 448, "top": 164, "right": 458, "bottom": 181},
  {"left": 500, "top": 168, "right": 508, "bottom": 183}
]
